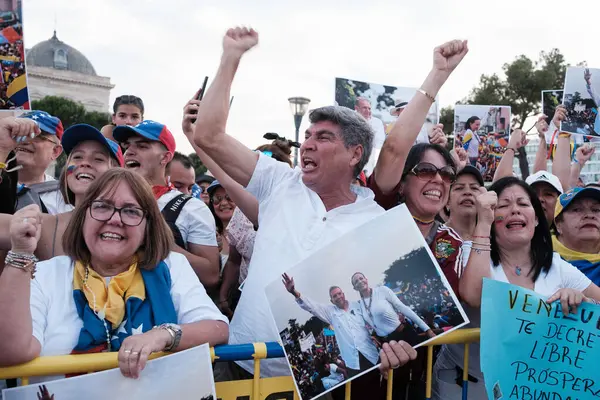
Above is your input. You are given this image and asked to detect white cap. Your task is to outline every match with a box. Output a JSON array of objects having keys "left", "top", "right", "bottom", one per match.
[{"left": 525, "top": 171, "right": 563, "bottom": 194}]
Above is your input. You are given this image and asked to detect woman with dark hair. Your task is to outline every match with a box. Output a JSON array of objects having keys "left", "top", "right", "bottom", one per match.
[
  {"left": 461, "top": 116, "right": 481, "bottom": 166},
  {"left": 433, "top": 177, "right": 600, "bottom": 399}
]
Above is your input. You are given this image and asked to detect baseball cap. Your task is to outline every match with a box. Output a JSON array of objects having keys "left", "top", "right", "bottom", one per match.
[
  {"left": 456, "top": 165, "right": 484, "bottom": 187},
  {"left": 555, "top": 186, "right": 600, "bottom": 219},
  {"left": 196, "top": 174, "right": 215, "bottom": 185},
  {"left": 525, "top": 171, "right": 563, "bottom": 194},
  {"left": 61, "top": 124, "right": 124, "bottom": 167},
  {"left": 19, "top": 110, "right": 64, "bottom": 140},
  {"left": 206, "top": 180, "right": 222, "bottom": 196},
  {"left": 112, "top": 120, "right": 176, "bottom": 154}
]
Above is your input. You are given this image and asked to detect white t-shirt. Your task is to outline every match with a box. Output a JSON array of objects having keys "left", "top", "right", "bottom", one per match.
[
  {"left": 29, "top": 252, "right": 227, "bottom": 382},
  {"left": 156, "top": 190, "right": 218, "bottom": 246},
  {"left": 229, "top": 154, "right": 385, "bottom": 377},
  {"left": 436, "top": 243, "right": 592, "bottom": 382},
  {"left": 322, "top": 364, "right": 344, "bottom": 390},
  {"left": 369, "top": 117, "right": 387, "bottom": 149}
]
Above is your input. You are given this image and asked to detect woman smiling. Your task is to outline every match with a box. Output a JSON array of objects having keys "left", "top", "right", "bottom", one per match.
[{"left": 0, "top": 169, "right": 228, "bottom": 379}]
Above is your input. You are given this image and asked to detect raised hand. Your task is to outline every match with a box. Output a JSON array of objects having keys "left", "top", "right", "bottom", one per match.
[
  {"left": 450, "top": 147, "right": 468, "bottom": 171},
  {"left": 535, "top": 114, "right": 549, "bottom": 138},
  {"left": 584, "top": 68, "right": 592, "bottom": 85},
  {"left": 223, "top": 27, "right": 259, "bottom": 57},
  {"left": 576, "top": 143, "right": 595, "bottom": 165},
  {"left": 182, "top": 91, "right": 202, "bottom": 139},
  {"left": 282, "top": 273, "right": 297, "bottom": 297},
  {"left": 10, "top": 204, "right": 43, "bottom": 255},
  {"left": 475, "top": 186, "right": 497, "bottom": 226},
  {"left": 428, "top": 124, "right": 447, "bottom": 146},
  {"left": 433, "top": 40, "right": 469, "bottom": 75},
  {"left": 37, "top": 385, "right": 54, "bottom": 400},
  {"left": 507, "top": 129, "right": 528, "bottom": 150},
  {"left": 552, "top": 105, "right": 567, "bottom": 129},
  {"left": 0, "top": 117, "right": 41, "bottom": 156}
]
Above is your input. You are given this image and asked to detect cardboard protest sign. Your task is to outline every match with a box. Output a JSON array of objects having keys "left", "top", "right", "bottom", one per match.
[
  {"left": 0, "top": 1, "right": 30, "bottom": 110},
  {"left": 481, "top": 279, "right": 600, "bottom": 400},
  {"left": 561, "top": 67, "right": 600, "bottom": 137},
  {"left": 453, "top": 105, "right": 511, "bottom": 183},
  {"left": 265, "top": 205, "right": 468, "bottom": 400},
  {"left": 3, "top": 344, "right": 216, "bottom": 400}
]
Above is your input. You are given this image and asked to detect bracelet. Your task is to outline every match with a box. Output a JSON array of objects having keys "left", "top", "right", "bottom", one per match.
[
  {"left": 472, "top": 235, "right": 490, "bottom": 239},
  {"left": 505, "top": 148, "right": 516, "bottom": 154},
  {"left": 472, "top": 241, "right": 491, "bottom": 246},
  {"left": 417, "top": 88, "right": 435, "bottom": 103},
  {"left": 558, "top": 133, "right": 570, "bottom": 138},
  {"left": 472, "top": 247, "right": 491, "bottom": 254},
  {"left": 5, "top": 250, "right": 38, "bottom": 279}
]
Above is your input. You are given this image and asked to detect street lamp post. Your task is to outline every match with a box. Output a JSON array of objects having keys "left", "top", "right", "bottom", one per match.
[{"left": 288, "top": 97, "right": 311, "bottom": 167}]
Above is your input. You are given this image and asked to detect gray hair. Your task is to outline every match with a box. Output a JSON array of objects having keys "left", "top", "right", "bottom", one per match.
[
  {"left": 309, "top": 106, "right": 374, "bottom": 176},
  {"left": 354, "top": 97, "right": 370, "bottom": 108}
]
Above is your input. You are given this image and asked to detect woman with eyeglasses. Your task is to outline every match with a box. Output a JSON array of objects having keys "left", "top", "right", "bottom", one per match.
[
  {"left": 206, "top": 180, "right": 237, "bottom": 271},
  {"left": 0, "top": 168, "right": 229, "bottom": 380},
  {"left": 0, "top": 123, "right": 124, "bottom": 263}
]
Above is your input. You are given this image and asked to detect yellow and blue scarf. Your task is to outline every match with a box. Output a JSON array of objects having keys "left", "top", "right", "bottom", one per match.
[
  {"left": 553, "top": 236, "right": 600, "bottom": 286},
  {"left": 71, "top": 259, "right": 177, "bottom": 354}
]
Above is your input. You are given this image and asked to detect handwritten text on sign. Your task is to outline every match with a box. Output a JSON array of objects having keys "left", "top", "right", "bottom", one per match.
[{"left": 480, "top": 279, "right": 600, "bottom": 400}]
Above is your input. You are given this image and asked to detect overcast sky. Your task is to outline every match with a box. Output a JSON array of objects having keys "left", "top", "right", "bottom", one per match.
[{"left": 23, "top": 0, "right": 600, "bottom": 154}]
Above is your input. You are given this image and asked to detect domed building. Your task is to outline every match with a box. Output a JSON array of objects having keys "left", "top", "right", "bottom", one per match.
[{"left": 25, "top": 31, "right": 114, "bottom": 112}]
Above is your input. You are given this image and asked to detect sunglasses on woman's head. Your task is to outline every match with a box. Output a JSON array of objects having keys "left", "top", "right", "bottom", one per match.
[{"left": 410, "top": 162, "right": 456, "bottom": 184}]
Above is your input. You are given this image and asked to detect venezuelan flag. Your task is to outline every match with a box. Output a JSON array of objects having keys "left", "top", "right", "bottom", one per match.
[{"left": 6, "top": 74, "right": 29, "bottom": 108}]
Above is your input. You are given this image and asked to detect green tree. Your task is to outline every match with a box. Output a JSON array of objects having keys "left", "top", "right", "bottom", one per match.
[
  {"left": 189, "top": 152, "right": 207, "bottom": 177},
  {"left": 31, "top": 96, "right": 112, "bottom": 177}
]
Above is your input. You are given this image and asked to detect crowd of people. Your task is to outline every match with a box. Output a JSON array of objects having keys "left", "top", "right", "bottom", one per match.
[
  {"left": 0, "top": 42, "right": 23, "bottom": 60},
  {"left": 0, "top": 25, "right": 598, "bottom": 400}
]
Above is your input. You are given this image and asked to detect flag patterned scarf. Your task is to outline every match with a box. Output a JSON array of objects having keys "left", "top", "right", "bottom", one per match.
[
  {"left": 553, "top": 236, "right": 600, "bottom": 287},
  {"left": 71, "top": 259, "right": 177, "bottom": 354}
]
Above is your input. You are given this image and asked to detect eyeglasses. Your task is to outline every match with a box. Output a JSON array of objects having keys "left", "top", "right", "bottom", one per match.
[
  {"left": 89, "top": 200, "right": 146, "bottom": 226},
  {"left": 211, "top": 194, "right": 234, "bottom": 205},
  {"left": 32, "top": 134, "right": 59, "bottom": 145},
  {"left": 410, "top": 162, "right": 456, "bottom": 184}
]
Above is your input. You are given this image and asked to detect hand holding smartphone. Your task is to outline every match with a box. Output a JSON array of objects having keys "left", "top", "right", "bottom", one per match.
[{"left": 191, "top": 76, "right": 209, "bottom": 123}]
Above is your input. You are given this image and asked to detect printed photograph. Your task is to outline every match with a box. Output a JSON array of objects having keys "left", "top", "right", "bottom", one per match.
[
  {"left": 561, "top": 67, "right": 600, "bottom": 136},
  {"left": 453, "top": 104, "right": 511, "bottom": 182},
  {"left": 2, "top": 344, "right": 216, "bottom": 400},
  {"left": 0, "top": 0, "right": 29, "bottom": 110},
  {"left": 265, "top": 206, "right": 468, "bottom": 400},
  {"left": 541, "top": 90, "right": 563, "bottom": 130}
]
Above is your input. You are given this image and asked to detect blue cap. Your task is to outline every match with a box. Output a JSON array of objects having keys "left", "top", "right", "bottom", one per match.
[
  {"left": 206, "top": 180, "right": 222, "bottom": 196},
  {"left": 554, "top": 186, "right": 600, "bottom": 219},
  {"left": 61, "top": 124, "right": 124, "bottom": 167},
  {"left": 113, "top": 120, "right": 176, "bottom": 154},
  {"left": 19, "top": 110, "right": 64, "bottom": 139}
]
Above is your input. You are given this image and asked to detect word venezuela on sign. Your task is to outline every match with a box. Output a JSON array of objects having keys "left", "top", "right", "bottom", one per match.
[{"left": 480, "top": 279, "right": 600, "bottom": 400}]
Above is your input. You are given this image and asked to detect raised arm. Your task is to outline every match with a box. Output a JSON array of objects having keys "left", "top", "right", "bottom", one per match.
[
  {"left": 492, "top": 129, "right": 528, "bottom": 182},
  {"left": 183, "top": 94, "right": 259, "bottom": 225},
  {"left": 281, "top": 273, "right": 333, "bottom": 324},
  {"left": 570, "top": 144, "right": 595, "bottom": 189},
  {"left": 373, "top": 40, "right": 469, "bottom": 193},
  {"left": 459, "top": 187, "right": 496, "bottom": 307},
  {"left": 193, "top": 27, "right": 260, "bottom": 188},
  {"left": 532, "top": 115, "right": 549, "bottom": 173}
]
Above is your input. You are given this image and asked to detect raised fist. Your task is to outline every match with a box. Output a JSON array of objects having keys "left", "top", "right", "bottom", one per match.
[
  {"left": 10, "top": 204, "right": 42, "bottom": 255},
  {"left": 433, "top": 40, "right": 469, "bottom": 75},
  {"left": 223, "top": 27, "right": 259, "bottom": 57},
  {"left": 475, "top": 187, "right": 497, "bottom": 226},
  {"left": 0, "top": 117, "right": 41, "bottom": 154}
]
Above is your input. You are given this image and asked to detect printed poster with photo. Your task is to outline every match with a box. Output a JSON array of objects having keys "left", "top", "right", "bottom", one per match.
[
  {"left": 541, "top": 90, "right": 563, "bottom": 136},
  {"left": 453, "top": 104, "right": 511, "bottom": 183},
  {"left": 265, "top": 205, "right": 469, "bottom": 400},
  {"left": 561, "top": 66, "right": 600, "bottom": 137},
  {"left": 2, "top": 344, "right": 216, "bottom": 400},
  {"left": 0, "top": 0, "right": 30, "bottom": 111}
]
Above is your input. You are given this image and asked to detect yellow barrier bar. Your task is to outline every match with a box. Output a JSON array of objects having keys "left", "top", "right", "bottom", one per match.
[
  {"left": 344, "top": 381, "right": 351, "bottom": 400},
  {"left": 462, "top": 344, "right": 470, "bottom": 381},
  {"left": 252, "top": 343, "right": 267, "bottom": 400},
  {"left": 21, "top": 377, "right": 28, "bottom": 386},
  {"left": 426, "top": 328, "right": 479, "bottom": 345},
  {"left": 0, "top": 352, "right": 166, "bottom": 379},
  {"left": 426, "top": 345, "right": 433, "bottom": 399},
  {"left": 386, "top": 369, "right": 394, "bottom": 400}
]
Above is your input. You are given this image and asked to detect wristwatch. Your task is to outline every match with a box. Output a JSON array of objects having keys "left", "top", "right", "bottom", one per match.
[{"left": 156, "top": 323, "right": 182, "bottom": 351}]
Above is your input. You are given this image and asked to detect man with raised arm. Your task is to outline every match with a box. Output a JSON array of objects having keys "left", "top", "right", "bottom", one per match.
[{"left": 193, "top": 27, "right": 469, "bottom": 380}]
